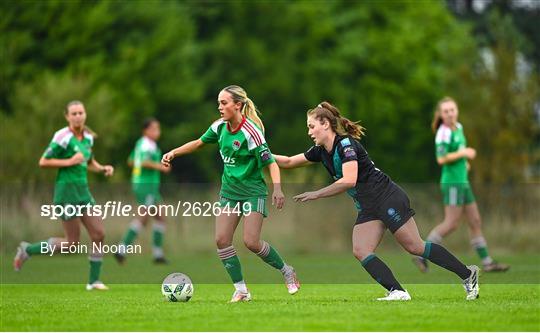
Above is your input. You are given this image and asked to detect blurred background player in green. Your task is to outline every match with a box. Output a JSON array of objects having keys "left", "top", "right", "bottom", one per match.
[
  {"left": 115, "top": 118, "right": 170, "bottom": 264},
  {"left": 161, "top": 85, "right": 299, "bottom": 303},
  {"left": 13, "top": 100, "right": 114, "bottom": 290},
  {"left": 413, "top": 97, "right": 510, "bottom": 273}
]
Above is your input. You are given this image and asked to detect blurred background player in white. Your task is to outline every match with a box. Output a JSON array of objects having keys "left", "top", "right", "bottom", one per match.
[
  {"left": 13, "top": 100, "right": 114, "bottom": 290},
  {"left": 413, "top": 97, "right": 510, "bottom": 273},
  {"left": 115, "top": 118, "right": 170, "bottom": 264},
  {"left": 162, "top": 85, "right": 299, "bottom": 302},
  {"left": 275, "top": 101, "right": 479, "bottom": 301}
]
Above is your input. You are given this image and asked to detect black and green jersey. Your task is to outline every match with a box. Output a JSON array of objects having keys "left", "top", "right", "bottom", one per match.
[
  {"left": 304, "top": 135, "right": 396, "bottom": 212},
  {"left": 200, "top": 117, "right": 275, "bottom": 200},
  {"left": 42, "top": 127, "right": 95, "bottom": 205},
  {"left": 130, "top": 136, "right": 162, "bottom": 184},
  {"left": 435, "top": 123, "right": 468, "bottom": 184}
]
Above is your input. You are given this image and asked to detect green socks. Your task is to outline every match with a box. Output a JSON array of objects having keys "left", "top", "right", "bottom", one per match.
[
  {"left": 256, "top": 241, "right": 285, "bottom": 270},
  {"left": 217, "top": 246, "right": 244, "bottom": 283}
]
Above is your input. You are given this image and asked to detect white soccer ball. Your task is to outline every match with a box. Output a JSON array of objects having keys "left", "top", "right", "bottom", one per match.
[{"left": 161, "top": 272, "right": 194, "bottom": 302}]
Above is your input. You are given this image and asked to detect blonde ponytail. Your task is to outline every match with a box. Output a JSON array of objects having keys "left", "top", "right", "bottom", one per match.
[{"left": 242, "top": 97, "right": 264, "bottom": 132}]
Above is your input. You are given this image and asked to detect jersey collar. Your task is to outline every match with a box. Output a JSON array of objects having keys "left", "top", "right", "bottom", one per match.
[{"left": 227, "top": 116, "right": 246, "bottom": 134}]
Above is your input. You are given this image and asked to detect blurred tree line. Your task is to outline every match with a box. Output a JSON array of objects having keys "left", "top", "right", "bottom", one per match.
[{"left": 1, "top": 0, "right": 538, "bottom": 185}]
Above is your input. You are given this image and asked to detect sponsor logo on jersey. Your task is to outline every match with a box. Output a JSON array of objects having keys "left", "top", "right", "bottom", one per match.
[
  {"left": 232, "top": 140, "right": 241, "bottom": 151},
  {"left": 340, "top": 138, "right": 351, "bottom": 147},
  {"left": 387, "top": 207, "right": 402, "bottom": 223},
  {"left": 343, "top": 146, "right": 356, "bottom": 158},
  {"left": 220, "top": 151, "right": 236, "bottom": 165}
]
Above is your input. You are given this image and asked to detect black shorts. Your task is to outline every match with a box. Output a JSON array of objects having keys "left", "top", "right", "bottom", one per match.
[{"left": 355, "top": 185, "right": 415, "bottom": 233}]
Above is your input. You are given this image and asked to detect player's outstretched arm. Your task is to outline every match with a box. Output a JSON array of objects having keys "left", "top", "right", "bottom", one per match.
[
  {"left": 162, "top": 139, "right": 205, "bottom": 167},
  {"left": 274, "top": 153, "right": 312, "bottom": 169},
  {"left": 293, "top": 161, "right": 357, "bottom": 202}
]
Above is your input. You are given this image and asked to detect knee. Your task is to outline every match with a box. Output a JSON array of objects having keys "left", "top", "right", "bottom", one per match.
[
  {"left": 403, "top": 241, "right": 425, "bottom": 256},
  {"left": 352, "top": 247, "right": 372, "bottom": 261},
  {"left": 444, "top": 219, "right": 460, "bottom": 233},
  {"left": 90, "top": 229, "right": 105, "bottom": 243},
  {"left": 63, "top": 237, "right": 80, "bottom": 245},
  {"left": 469, "top": 216, "right": 482, "bottom": 229},
  {"left": 215, "top": 235, "right": 232, "bottom": 249},
  {"left": 243, "top": 238, "right": 261, "bottom": 253}
]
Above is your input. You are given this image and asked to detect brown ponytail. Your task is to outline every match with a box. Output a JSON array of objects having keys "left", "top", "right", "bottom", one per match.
[{"left": 307, "top": 101, "right": 365, "bottom": 139}]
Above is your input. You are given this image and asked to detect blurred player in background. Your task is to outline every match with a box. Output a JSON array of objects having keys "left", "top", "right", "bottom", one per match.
[
  {"left": 13, "top": 100, "right": 114, "bottom": 290},
  {"left": 275, "top": 101, "right": 479, "bottom": 301},
  {"left": 413, "top": 97, "right": 509, "bottom": 273},
  {"left": 162, "top": 85, "right": 299, "bottom": 303},
  {"left": 115, "top": 117, "right": 170, "bottom": 264}
]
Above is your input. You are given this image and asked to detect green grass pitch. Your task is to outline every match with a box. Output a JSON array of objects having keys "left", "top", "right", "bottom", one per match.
[{"left": 1, "top": 254, "right": 539, "bottom": 331}]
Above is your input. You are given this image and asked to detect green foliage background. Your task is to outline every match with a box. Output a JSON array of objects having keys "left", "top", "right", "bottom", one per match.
[{"left": 1, "top": 0, "right": 538, "bottom": 184}]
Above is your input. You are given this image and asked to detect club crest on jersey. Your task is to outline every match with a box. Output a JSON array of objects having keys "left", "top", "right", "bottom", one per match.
[
  {"left": 232, "top": 140, "right": 241, "bottom": 151},
  {"left": 387, "top": 207, "right": 402, "bottom": 223},
  {"left": 260, "top": 149, "right": 271, "bottom": 162},
  {"left": 340, "top": 138, "right": 351, "bottom": 147}
]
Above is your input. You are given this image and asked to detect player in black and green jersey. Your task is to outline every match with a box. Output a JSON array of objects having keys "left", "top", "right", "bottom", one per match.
[
  {"left": 115, "top": 118, "right": 170, "bottom": 265},
  {"left": 413, "top": 97, "right": 509, "bottom": 273},
  {"left": 162, "top": 85, "right": 299, "bottom": 302},
  {"left": 275, "top": 101, "right": 479, "bottom": 301},
  {"left": 13, "top": 101, "right": 114, "bottom": 290}
]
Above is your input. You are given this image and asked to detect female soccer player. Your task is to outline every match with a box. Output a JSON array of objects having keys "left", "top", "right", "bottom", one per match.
[
  {"left": 161, "top": 85, "right": 300, "bottom": 302},
  {"left": 413, "top": 97, "right": 509, "bottom": 273},
  {"left": 274, "top": 101, "right": 479, "bottom": 301},
  {"left": 115, "top": 118, "right": 170, "bottom": 264},
  {"left": 13, "top": 100, "right": 114, "bottom": 290}
]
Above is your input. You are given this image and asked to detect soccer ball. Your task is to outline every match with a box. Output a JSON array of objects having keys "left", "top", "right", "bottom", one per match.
[{"left": 161, "top": 272, "right": 194, "bottom": 302}]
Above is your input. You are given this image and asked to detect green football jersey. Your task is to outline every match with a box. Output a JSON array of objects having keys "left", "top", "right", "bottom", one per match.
[
  {"left": 435, "top": 123, "right": 469, "bottom": 184},
  {"left": 42, "top": 127, "right": 95, "bottom": 204},
  {"left": 200, "top": 117, "right": 275, "bottom": 200},
  {"left": 130, "top": 136, "right": 162, "bottom": 184}
]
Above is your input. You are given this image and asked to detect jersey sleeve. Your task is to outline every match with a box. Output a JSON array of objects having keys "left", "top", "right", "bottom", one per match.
[
  {"left": 254, "top": 143, "right": 275, "bottom": 169},
  {"left": 304, "top": 146, "right": 322, "bottom": 162},
  {"left": 435, "top": 126, "right": 451, "bottom": 158},
  {"left": 337, "top": 137, "right": 359, "bottom": 163},
  {"left": 42, "top": 131, "right": 68, "bottom": 159},
  {"left": 200, "top": 120, "right": 223, "bottom": 144},
  {"left": 42, "top": 140, "right": 64, "bottom": 159}
]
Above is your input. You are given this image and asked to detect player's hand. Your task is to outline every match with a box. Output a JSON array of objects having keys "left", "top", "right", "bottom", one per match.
[
  {"left": 69, "top": 152, "right": 85, "bottom": 166},
  {"left": 293, "top": 191, "right": 319, "bottom": 202},
  {"left": 161, "top": 151, "right": 175, "bottom": 167},
  {"left": 463, "top": 147, "right": 476, "bottom": 160},
  {"left": 102, "top": 165, "right": 114, "bottom": 177},
  {"left": 272, "top": 188, "right": 285, "bottom": 210}
]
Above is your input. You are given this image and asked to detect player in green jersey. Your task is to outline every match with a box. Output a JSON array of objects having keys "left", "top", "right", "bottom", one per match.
[
  {"left": 162, "top": 85, "right": 300, "bottom": 302},
  {"left": 13, "top": 101, "right": 114, "bottom": 290},
  {"left": 115, "top": 118, "right": 170, "bottom": 265},
  {"left": 413, "top": 97, "right": 509, "bottom": 273}
]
